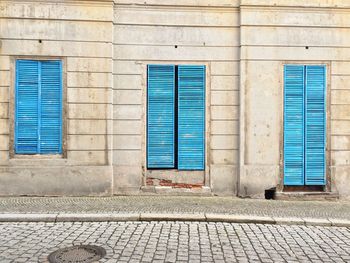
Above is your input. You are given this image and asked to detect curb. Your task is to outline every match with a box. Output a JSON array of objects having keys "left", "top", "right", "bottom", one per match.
[{"left": 0, "top": 213, "right": 349, "bottom": 227}]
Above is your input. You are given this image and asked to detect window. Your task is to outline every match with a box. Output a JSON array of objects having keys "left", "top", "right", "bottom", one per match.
[
  {"left": 15, "top": 60, "right": 63, "bottom": 154},
  {"left": 147, "top": 64, "right": 205, "bottom": 170},
  {"left": 284, "top": 65, "right": 326, "bottom": 186}
]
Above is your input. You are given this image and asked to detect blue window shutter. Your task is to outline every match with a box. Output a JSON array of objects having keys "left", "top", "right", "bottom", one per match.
[
  {"left": 305, "top": 66, "right": 326, "bottom": 185},
  {"left": 147, "top": 65, "right": 175, "bottom": 168},
  {"left": 15, "top": 60, "right": 40, "bottom": 154},
  {"left": 40, "top": 61, "right": 62, "bottom": 154},
  {"left": 15, "top": 60, "right": 62, "bottom": 155},
  {"left": 177, "top": 65, "right": 205, "bottom": 170},
  {"left": 284, "top": 65, "right": 305, "bottom": 185}
]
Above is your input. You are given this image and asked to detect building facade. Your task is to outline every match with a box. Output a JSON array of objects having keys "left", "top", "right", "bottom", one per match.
[{"left": 0, "top": 0, "right": 349, "bottom": 199}]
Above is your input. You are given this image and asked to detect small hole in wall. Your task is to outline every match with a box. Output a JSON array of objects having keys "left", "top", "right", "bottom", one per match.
[
  {"left": 305, "top": 46, "right": 309, "bottom": 49},
  {"left": 39, "top": 40, "right": 42, "bottom": 43},
  {"left": 265, "top": 187, "right": 276, "bottom": 200},
  {"left": 175, "top": 45, "right": 178, "bottom": 49}
]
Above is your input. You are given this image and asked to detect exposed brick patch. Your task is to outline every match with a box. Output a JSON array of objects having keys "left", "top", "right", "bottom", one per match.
[
  {"left": 146, "top": 178, "right": 154, "bottom": 186},
  {"left": 147, "top": 178, "right": 204, "bottom": 189},
  {"left": 190, "top": 184, "right": 203, "bottom": 189},
  {"left": 159, "top": 179, "right": 173, "bottom": 187}
]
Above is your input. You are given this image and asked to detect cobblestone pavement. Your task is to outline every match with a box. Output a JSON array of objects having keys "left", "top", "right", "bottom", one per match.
[
  {"left": 0, "top": 196, "right": 349, "bottom": 220},
  {"left": 0, "top": 221, "right": 349, "bottom": 263}
]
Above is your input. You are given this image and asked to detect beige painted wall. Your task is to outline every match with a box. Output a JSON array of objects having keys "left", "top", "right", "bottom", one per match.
[
  {"left": 112, "top": 0, "right": 240, "bottom": 195},
  {"left": 1, "top": 0, "right": 350, "bottom": 198},
  {"left": 0, "top": 0, "right": 114, "bottom": 195},
  {"left": 239, "top": 0, "right": 350, "bottom": 198},
  {"left": 0, "top": 0, "right": 240, "bottom": 196}
]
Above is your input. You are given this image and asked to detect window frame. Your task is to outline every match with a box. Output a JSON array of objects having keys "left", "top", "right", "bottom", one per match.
[{"left": 9, "top": 57, "right": 67, "bottom": 159}]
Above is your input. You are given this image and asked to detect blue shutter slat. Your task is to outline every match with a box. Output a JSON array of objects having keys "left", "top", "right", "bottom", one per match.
[
  {"left": 15, "top": 60, "right": 39, "bottom": 154},
  {"left": 178, "top": 65, "right": 205, "bottom": 170},
  {"left": 147, "top": 65, "right": 175, "bottom": 168},
  {"left": 40, "top": 61, "right": 62, "bottom": 154},
  {"left": 284, "top": 65, "right": 305, "bottom": 185},
  {"left": 305, "top": 66, "right": 326, "bottom": 185}
]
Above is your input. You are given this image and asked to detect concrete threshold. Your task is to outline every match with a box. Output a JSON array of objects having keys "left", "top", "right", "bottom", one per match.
[{"left": 0, "top": 213, "right": 349, "bottom": 227}]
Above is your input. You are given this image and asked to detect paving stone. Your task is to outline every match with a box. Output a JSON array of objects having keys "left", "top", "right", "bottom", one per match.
[
  {"left": 140, "top": 213, "right": 206, "bottom": 221},
  {"left": 206, "top": 214, "right": 275, "bottom": 224},
  {"left": 0, "top": 196, "right": 349, "bottom": 222},
  {"left": 328, "top": 218, "right": 350, "bottom": 227},
  {"left": 0, "top": 221, "right": 349, "bottom": 262},
  {"left": 0, "top": 213, "right": 57, "bottom": 222},
  {"left": 273, "top": 217, "right": 305, "bottom": 225},
  {"left": 303, "top": 218, "right": 332, "bottom": 227}
]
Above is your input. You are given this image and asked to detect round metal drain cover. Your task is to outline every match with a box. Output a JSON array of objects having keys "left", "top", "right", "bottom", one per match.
[{"left": 48, "top": 245, "right": 106, "bottom": 263}]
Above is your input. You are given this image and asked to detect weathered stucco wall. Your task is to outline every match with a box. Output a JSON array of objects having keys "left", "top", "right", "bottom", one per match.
[
  {"left": 1, "top": 0, "right": 350, "bottom": 198},
  {"left": 0, "top": 0, "right": 114, "bottom": 195},
  {"left": 239, "top": 0, "right": 350, "bottom": 198},
  {"left": 112, "top": 0, "right": 240, "bottom": 195}
]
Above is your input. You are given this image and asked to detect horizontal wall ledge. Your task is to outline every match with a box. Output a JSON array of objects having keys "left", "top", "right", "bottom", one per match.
[
  {"left": 0, "top": 1, "right": 113, "bottom": 21},
  {"left": 115, "top": 1, "right": 239, "bottom": 9},
  {"left": 114, "top": 45, "right": 238, "bottom": 61},
  {"left": 241, "top": 46, "right": 350, "bottom": 61},
  {"left": 0, "top": 19, "right": 112, "bottom": 42},
  {"left": 240, "top": 1, "right": 350, "bottom": 9},
  {"left": 0, "top": 40, "right": 112, "bottom": 58}
]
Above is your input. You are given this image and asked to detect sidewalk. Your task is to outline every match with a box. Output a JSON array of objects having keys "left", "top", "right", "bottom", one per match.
[{"left": 0, "top": 196, "right": 349, "bottom": 227}]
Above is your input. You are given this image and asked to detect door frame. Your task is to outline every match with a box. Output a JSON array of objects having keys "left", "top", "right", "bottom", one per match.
[
  {"left": 141, "top": 61, "right": 212, "bottom": 187},
  {"left": 279, "top": 61, "right": 331, "bottom": 192}
]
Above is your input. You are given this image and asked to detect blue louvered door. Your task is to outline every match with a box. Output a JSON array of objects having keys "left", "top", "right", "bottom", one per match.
[
  {"left": 177, "top": 65, "right": 205, "bottom": 170},
  {"left": 283, "top": 65, "right": 326, "bottom": 186},
  {"left": 305, "top": 66, "right": 326, "bottom": 185},
  {"left": 15, "top": 60, "right": 62, "bottom": 155},
  {"left": 40, "top": 61, "right": 63, "bottom": 154},
  {"left": 147, "top": 65, "right": 175, "bottom": 168},
  {"left": 284, "top": 65, "right": 305, "bottom": 185},
  {"left": 15, "top": 60, "right": 40, "bottom": 154}
]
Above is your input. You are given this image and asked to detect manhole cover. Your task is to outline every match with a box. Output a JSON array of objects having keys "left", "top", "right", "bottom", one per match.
[{"left": 48, "top": 245, "right": 106, "bottom": 263}]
